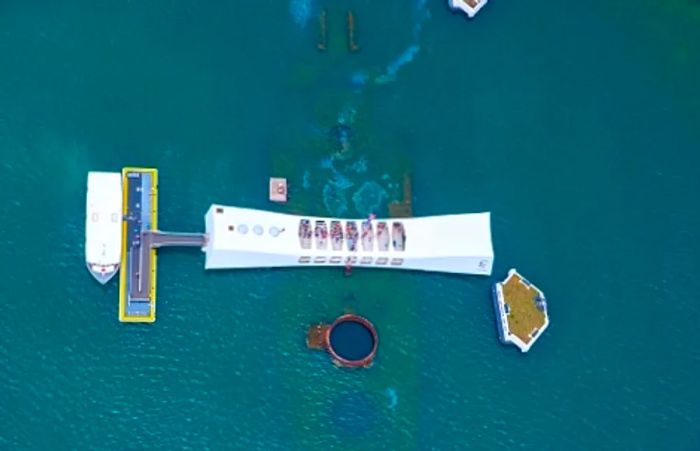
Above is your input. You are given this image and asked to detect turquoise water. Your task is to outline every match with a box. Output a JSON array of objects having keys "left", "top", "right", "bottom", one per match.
[{"left": 1, "top": 1, "right": 700, "bottom": 449}]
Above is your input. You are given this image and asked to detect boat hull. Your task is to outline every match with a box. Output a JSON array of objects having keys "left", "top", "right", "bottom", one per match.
[
  {"left": 87, "top": 262, "right": 119, "bottom": 284},
  {"left": 85, "top": 171, "right": 123, "bottom": 285}
]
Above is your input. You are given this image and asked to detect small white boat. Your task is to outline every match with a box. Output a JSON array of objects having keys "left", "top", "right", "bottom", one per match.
[
  {"left": 448, "top": 0, "right": 488, "bottom": 18},
  {"left": 85, "top": 172, "right": 122, "bottom": 284}
]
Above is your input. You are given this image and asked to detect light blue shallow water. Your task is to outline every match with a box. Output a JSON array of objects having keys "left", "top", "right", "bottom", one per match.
[{"left": 1, "top": 1, "right": 699, "bottom": 449}]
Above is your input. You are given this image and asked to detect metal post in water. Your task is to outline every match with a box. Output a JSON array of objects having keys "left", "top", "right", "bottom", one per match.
[
  {"left": 317, "top": 9, "right": 327, "bottom": 51},
  {"left": 347, "top": 11, "right": 359, "bottom": 53}
]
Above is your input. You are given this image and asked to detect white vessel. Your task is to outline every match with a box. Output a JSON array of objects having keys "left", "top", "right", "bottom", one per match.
[
  {"left": 85, "top": 172, "right": 123, "bottom": 284},
  {"left": 448, "top": 0, "right": 488, "bottom": 18}
]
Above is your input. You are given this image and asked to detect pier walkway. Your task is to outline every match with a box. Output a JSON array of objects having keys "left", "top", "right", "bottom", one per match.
[
  {"left": 144, "top": 231, "right": 207, "bottom": 249},
  {"left": 120, "top": 168, "right": 205, "bottom": 323}
]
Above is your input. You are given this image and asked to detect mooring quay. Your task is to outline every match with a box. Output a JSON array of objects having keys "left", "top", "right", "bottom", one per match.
[
  {"left": 119, "top": 168, "right": 206, "bottom": 322},
  {"left": 117, "top": 167, "right": 494, "bottom": 323}
]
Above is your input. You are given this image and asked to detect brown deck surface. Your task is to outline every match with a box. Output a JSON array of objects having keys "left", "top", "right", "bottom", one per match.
[
  {"left": 307, "top": 324, "right": 330, "bottom": 349},
  {"left": 502, "top": 274, "right": 546, "bottom": 344}
]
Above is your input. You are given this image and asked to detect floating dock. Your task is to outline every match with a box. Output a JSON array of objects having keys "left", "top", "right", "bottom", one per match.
[
  {"left": 492, "top": 269, "right": 549, "bottom": 352},
  {"left": 119, "top": 168, "right": 206, "bottom": 323},
  {"left": 119, "top": 168, "right": 158, "bottom": 322}
]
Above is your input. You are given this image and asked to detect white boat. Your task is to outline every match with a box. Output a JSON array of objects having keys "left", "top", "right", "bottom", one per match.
[
  {"left": 448, "top": 0, "right": 488, "bottom": 18},
  {"left": 85, "top": 172, "right": 122, "bottom": 284}
]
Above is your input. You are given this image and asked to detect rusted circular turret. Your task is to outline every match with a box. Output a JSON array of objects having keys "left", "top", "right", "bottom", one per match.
[{"left": 307, "top": 314, "right": 378, "bottom": 368}]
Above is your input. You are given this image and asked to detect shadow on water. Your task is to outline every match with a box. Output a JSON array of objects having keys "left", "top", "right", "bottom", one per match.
[{"left": 328, "top": 391, "right": 381, "bottom": 437}]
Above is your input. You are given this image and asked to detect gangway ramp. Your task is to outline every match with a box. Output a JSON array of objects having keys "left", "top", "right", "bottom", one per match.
[{"left": 145, "top": 231, "right": 207, "bottom": 249}]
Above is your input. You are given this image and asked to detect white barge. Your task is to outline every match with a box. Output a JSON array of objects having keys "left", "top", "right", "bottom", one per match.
[
  {"left": 492, "top": 269, "right": 549, "bottom": 352},
  {"left": 85, "top": 172, "right": 123, "bottom": 284}
]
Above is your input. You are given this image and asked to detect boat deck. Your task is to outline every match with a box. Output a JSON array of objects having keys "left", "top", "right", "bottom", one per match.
[
  {"left": 501, "top": 273, "right": 547, "bottom": 345},
  {"left": 492, "top": 269, "right": 549, "bottom": 352}
]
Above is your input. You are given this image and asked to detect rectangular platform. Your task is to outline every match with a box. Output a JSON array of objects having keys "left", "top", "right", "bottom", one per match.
[
  {"left": 269, "top": 177, "right": 288, "bottom": 203},
  {"left": 119, "top": 167, "right": 158, "bottom": 323},
  {"left": 203, "top": 205, "right": 493, "bottom": 275}
]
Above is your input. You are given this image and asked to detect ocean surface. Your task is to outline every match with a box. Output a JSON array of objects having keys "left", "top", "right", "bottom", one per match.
[{"left": 1, "top": 1, "right": 699, "bottom": 449}]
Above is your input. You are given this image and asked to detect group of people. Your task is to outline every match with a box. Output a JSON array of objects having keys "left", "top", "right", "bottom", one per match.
[
  {"left": 300, "top": 215, "right": 405, "bottom": 253},
  {"left": 330, "top": 221, "right": 344, "bottom": 250},
  {"left": 392, "top": 222, "right": 406, "bottom": 251},
  {"left": 361, "top": 220, "right": 374, "bottom": 251},
  {"left": 346, "top": 221, "right": 359, "bottom": 252},
  {"left": 314, "top": 221, "right": 328, "bottom": 249},
  {"left": 376, "top": 222, "right": 390, "bottom": 251},
  {"left": 298, "top": 219, "right": 312, "bottom": 249}
]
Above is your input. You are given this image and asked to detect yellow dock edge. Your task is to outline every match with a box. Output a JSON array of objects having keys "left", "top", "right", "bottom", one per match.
[{"left": 119, "top": 167, "right": 158, "bottom": 323}]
